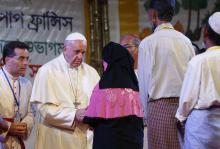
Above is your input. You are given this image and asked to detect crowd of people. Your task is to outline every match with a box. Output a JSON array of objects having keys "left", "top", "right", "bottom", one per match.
[{"left": 1, "top": 0, "right": 220, "bottom": 149}]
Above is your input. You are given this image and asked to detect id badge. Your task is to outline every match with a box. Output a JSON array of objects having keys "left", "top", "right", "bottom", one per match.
[{"left": 14, "top": 111, "right": 21, "bottom": 122}]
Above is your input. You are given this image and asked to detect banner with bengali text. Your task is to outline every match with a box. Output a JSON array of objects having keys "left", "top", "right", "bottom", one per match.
[{"left": 0, "top": 0, "right": 85, "bottom": 79}]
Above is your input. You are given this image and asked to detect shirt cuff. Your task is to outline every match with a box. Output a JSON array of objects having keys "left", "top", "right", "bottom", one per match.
[{"left": 175, "top": 112, "right": 187, "bottom": 122}]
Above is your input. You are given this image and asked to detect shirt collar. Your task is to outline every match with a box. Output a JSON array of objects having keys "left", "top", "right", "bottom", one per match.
[
  {"left": 207, "top": 46, "right": 220, "bottom": 51},
  {"left": 154, "top": 23, "right": 174, "bottom": 33},
  {"left": 2, "top": 66, "right": 19, "bottom": 81}
]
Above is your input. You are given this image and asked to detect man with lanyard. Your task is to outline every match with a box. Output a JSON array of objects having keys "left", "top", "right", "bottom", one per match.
[
  {"left": 30, "top": 32, "right": 100, "bottom": 149},
  {"left": 176, "top": 12, "right": 220, "bottom": 148},
  {"left": 0, "top": 41, "right": 34, "bottom": 149},
  {"left": 138, "top": 0, "right": 195, "bottom": 148}
]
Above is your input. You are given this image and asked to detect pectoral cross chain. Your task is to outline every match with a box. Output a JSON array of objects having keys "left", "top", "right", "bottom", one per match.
[
  {"left": 68, "top": 67, "right": 81, "bottom": 109},
  {"left": 73, "top": 100, "right": 81, "bottom": 109}
]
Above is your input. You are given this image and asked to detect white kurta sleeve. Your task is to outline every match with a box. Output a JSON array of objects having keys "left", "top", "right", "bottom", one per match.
[
  {"left": 20, "top": 81, "right": 34, "bottom": 138},
  {"left": 138, "top": 41, "right": 151, "bottom": 124},
  {"left": 21, "top": 83, "right": 34, "bottom": 136},
  {"left": 175, "top": 62, "right": 201, "bottom": 122},
  {"left": 21, "top": 102, "right": 34, "bottom": 137},
  {"left": 38, "top": 103, "right": 76, "bottom": 129}
]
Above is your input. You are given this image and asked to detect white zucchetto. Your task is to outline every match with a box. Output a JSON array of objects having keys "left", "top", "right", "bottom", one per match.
[
  {"left": 65, "top": 32, "right": 87, "bottom": 41},
  {"left": 208, "top": 12, "right": 220, "bottom": 35}
]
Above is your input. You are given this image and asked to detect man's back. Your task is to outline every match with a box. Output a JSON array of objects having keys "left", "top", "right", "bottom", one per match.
[{"left": 139, "top": 23, "right": 195, "bottom": 99}]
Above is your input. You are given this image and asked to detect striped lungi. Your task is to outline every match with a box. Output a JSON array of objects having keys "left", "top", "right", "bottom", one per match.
[{"left": 147, "top": 97, "right": 180, "bottom": 149}]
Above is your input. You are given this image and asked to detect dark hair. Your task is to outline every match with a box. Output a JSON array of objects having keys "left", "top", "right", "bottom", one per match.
[
  {"left": 152, "top": 0, "right": 174, "bottom": 22},
  {"left": 2, "top": 41, "right": 29, "bottom": 64},
  {"left": 206, "top": 23, "right": 220, "bottom": 45}
]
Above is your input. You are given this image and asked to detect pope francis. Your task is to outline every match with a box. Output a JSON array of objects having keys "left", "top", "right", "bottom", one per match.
[{"left": 30, "top": 32, "right": 100, "bottom": 149}]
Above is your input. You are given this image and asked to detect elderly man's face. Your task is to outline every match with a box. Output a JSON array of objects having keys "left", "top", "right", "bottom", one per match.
[{"left": 64, "top": 40, "right": 87, "bottom": 68}]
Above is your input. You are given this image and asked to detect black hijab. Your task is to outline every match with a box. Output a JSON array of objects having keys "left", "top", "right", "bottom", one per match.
[{"left": 99, "top": 42, "right": 139, "bottom": 91}]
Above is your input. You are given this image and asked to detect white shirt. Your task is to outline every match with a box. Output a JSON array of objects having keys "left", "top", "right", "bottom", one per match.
[
  {"left": 138, "top": 23, "right": 195, "bottom": 120},
  {"left": 0, "top": 66, "right": 33, "bottom": 149},
  {"left": 176, "top": 46, "right": 220, "bottom": 122}
]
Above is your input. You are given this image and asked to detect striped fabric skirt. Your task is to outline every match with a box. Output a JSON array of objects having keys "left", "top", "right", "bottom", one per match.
[{"left": 147, "top": 98, "right": 180, "bottom": 149}]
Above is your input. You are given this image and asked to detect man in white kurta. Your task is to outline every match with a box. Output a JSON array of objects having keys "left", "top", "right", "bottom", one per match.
[
  {"left": 30, "top": 32, "right": 100, "bottom": 149},
  {"left": 138, "top": 1, "right": 195, "bottom": 148},
  {"left": 0, "top": 41, "right": 33, "bottom": 149},
  {"left": 176, "top": 12, "right": 220, "bottom": 149}
]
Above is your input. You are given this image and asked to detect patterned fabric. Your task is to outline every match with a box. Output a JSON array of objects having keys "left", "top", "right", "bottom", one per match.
[
  {"left": 85, "top": 84, "right": 143, "bottom": 119},
  {"left": 3, "top": 118, "right": 25, "bottom": 149},
  {"left": 147, "top": 98, "right": 180, "bottom": 149}
]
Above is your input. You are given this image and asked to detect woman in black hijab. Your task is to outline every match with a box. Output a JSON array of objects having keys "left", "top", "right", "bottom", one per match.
[
  {"left": 99, "top": 41, "right": 139, "bottom": 91},
  {"left": 84, "top": 42, "right": 143, "bottom": 149}
]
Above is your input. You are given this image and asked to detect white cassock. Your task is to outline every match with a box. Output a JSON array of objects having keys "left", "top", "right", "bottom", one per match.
[
  {"left": 0, "top": 67, "right": 34, "bottom": 149},
  {"left": 30, "top": 54, "right": 100, "bottom": 149}
]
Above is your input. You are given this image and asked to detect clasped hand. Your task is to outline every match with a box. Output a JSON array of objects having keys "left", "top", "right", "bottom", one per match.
[
  {"left": 8, "top": 122, "right": 27, "bottom": 139},
  {"left": 75, "top": 109, "right": 86, "bottom": 122}
]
